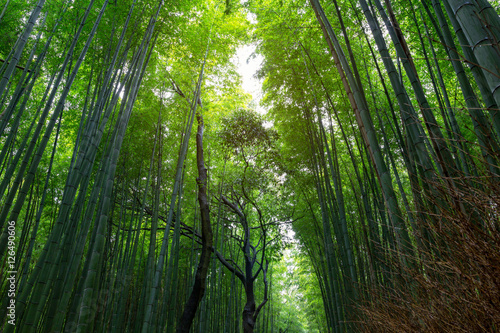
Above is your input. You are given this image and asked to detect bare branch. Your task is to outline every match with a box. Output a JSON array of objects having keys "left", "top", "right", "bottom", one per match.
[{"left": 221, "top": 195, "right": 245, "bottom": 219}]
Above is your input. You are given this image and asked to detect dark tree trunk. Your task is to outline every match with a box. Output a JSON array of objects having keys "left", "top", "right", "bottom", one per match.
[
  {"left": 220, "top": 196, "right": 269, "bottom": 333},
  {"left": 243, "top": 279, "right": 257, "bottom": 332},
  {"left": 177, "top": 113, "right": 213, "bottom": 333}
]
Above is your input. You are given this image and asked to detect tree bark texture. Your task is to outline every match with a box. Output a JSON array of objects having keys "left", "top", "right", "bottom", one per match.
[{"left": 177, "top": 113, "right": 213, "bottom": 333}]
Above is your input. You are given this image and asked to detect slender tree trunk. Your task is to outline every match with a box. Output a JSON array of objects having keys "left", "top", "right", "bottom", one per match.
[{"left": 177, "top": 112, "right": 213, "bottom": 332}]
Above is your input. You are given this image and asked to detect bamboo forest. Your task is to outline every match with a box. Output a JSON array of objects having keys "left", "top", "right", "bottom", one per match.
[{"left": 1, "top": 0, "right": 500, "bottom": 331}]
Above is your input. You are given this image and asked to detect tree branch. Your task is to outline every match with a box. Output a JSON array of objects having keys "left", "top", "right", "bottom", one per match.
[{"left": 253, "top": 260, "right": 269, "bottom": 321}]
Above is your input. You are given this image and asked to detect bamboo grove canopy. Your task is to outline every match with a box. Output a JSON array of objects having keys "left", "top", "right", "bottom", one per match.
[{"left": 0, "top": 0, "right": 499, "bottom": 332}]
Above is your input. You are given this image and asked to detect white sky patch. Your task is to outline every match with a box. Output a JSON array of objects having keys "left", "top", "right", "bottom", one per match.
[
  {"left": 284, "top": 223, "right": 297, "bottom": 244},
  {"left": 233, "top": 43, "right": 265, "bottom": 114}
]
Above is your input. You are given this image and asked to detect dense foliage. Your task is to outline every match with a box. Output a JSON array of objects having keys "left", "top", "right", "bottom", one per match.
[{"left": 1, "top": 0, "right": 499, "bottom": 332}]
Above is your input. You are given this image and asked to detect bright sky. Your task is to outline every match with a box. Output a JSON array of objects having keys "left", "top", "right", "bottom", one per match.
[
  {"left": 233, "top": 43, "right": 265, "bottom": 114},
  {"left": 233, "top": 11, "right": 299, "bottom": 265}
]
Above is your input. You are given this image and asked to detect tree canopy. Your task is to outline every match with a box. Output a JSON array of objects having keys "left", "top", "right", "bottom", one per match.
[{"left": 1, "top": 0, "right": 500, "bottom": 332}]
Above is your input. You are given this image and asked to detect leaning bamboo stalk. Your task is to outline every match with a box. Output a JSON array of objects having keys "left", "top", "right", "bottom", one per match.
[
  {"left": 445, "top": 0, "right": 500, "bottom": 136},
  {"left": 141, "top": 13, "right": 207, "bottom": 330},
  {"left": 373, "top": 0, "right": 459, "bottom": 181},
  {"left": 76, "top": 15, "right": 158, "bottom": 331},
  {"left": 427, "top": 0, "right": 499, "bottom": 176},
  {"left": 309, "top": 0, "right": 414, "bottom": 263},
  {"left": 301, "top": 45, "right": 358, "bottom": 298},
  {"left": 0, "top": 0, "right": 105, "bottom": 254},
  {"left": 1, "top": 2, "right": 114, "bottom": 328},
  {"left": 0, "top": 0, "right": 45, "bottom": 108}
]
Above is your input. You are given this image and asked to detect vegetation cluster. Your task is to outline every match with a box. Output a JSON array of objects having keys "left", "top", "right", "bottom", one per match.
[{"left": 0, "top": 0, "right": 500, "bottom": 332}]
